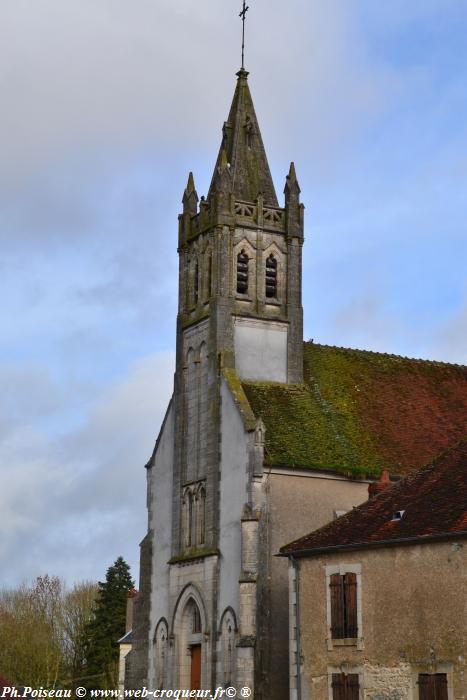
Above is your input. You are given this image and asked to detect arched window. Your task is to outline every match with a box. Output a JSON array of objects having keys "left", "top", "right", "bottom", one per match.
[
  {"left": 220, "top": 610, "right": 237, "bottom": 687},
  {"left": 197, "top": 487, "right": 206, "bottom": 546},
  {"left": 265, "top": 254, "right": 277, "bottom": 298},
  {"left": 194, "top": 259, "right": 199, "bottom": 304},
  {"left": 207, "top": 253, "right": 213, "bottom": 298},
  {"left": 182, "top": 489, "right": 193, "bottom": 549},
  {"left": 192, "top": 600, "right": 202, "bottom": 633},
  {"left": 154, "top": 619, "right": 168, "bottom": 690},
  {"left": 188, "top": 491, "right": 193, "bottom": 547},
  {"left": 236, "top": 250, "right": 249, "bottom": 294}
]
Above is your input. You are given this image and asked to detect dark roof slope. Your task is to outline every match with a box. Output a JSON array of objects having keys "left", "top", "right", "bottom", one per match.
[
  {"left": 280, "top": 439, "right": 467, "bottom": 556},
  {"left": 242, "top": 343, "right": 467, "bottom": 477}
]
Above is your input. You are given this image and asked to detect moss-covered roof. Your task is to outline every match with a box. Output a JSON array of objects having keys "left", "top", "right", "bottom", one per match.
[{"left": 242, "top": 343, "right": 467, "bottom": 477}]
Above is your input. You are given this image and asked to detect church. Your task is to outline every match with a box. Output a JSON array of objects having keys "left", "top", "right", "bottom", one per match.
[{"left": 124, "top": 64, "right": 467, "bottom": 698}]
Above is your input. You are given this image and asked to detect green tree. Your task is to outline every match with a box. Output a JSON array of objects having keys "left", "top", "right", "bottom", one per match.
[{"left": 84, "top": 557, "right": 134, "bottom": 688}]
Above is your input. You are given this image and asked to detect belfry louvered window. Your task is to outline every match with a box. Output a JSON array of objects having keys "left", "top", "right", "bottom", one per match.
[
  {"left": 236, "top": 250, "right": 249, "bottom": 294},
  {"left": 418, "top": 674, "right": 448, "bottom": 700},
  {"left": 265, "top": 254, "right": 277, "bottom": 298},
  {"left": 330, "top": 572, "right": 358, "bottom": 638},
  {"left": 331, "top": 673, "right": 360, "bottom": 700}
]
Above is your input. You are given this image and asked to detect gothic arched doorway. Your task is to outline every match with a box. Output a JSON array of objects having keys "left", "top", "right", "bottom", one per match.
[{"left": 172, "top": 587, "right": 207, "bottom": 690}]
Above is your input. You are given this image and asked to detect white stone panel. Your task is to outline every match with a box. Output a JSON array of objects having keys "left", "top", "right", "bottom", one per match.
[
  {"left": 234, "top": 317, "right": 288, "bottom": 382},
  {"left": 147, "top": 400, "right": 174, "bottom": 687},
  {"left": 218, "top": 377, "right": 249, "bottom": 618}
]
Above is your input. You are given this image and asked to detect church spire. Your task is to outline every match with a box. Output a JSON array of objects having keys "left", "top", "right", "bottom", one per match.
[
  {"left": 182, "top": 171, "right": 199, "bottom": 215},
  {"left": 207, "top": 70, "right": 279, "bottom": 207}
]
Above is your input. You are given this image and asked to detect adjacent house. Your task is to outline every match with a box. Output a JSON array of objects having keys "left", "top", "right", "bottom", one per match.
[{"left": 280, "top": 440, "right": 467, "bottom": 700}]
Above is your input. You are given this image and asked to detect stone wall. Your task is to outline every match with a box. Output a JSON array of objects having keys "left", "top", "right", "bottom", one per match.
[
  {"left": 295, "top": 540, "right": 467, "bottom": 699},
  {"left": 125, "top": 533, "right": 152, "bottom": 688},
  {"left": 266, "top": 471, "right": 371, "bottom": 700},
  {"left": 146, "top": 402, "right": 174, "bottom": 687}
]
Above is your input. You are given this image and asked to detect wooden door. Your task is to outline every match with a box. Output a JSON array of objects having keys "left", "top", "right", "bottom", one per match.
[{"left": 190, "top": 644, "right": 202, "bottom": 690}]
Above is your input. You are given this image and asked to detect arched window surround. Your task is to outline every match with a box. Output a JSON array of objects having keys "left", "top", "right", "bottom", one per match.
[
  {"left": 218, "top": 607, "right": 238, "bottom": 688},
  {"left": 153, "top": 618, "right": 169, "bottom": 690},
  {"left": 181, "top": 480, "right": 206, "bottom": 552},
  {"left": 265, "top": 253, "right": 278, "bottom": 299},
  {"left": 171, "top": 584, "right": 209, "bottom": 689},
  {"left": 262, "top": 243, "right": 285, "bottom": 303},
  {"left": 233, "top": 238, "right": 256, "bottom": 301},
  {"left": 236, "top": 249, "right": 249, "bottom": 295}
]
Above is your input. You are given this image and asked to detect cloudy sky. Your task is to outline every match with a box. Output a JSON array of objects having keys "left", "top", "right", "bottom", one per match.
[{"left": 1, "top": 0, "right": 466, "bottom": 588}]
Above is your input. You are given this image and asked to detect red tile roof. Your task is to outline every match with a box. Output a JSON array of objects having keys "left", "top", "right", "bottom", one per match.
[{"left": 280, "top": 439, "right": 467, "bottom": 556}]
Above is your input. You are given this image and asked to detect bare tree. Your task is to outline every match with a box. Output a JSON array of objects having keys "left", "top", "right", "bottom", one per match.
[
  {"left": 62, "top": 582, "right": 98, "bottom": 685},
  {"left": 0, "top": 576, "right": 97, "bottom": 687}
]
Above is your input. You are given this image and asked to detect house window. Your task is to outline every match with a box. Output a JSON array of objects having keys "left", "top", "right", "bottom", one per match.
[
  {"left": 330, "top": 572, "right": 358, "bottom": 638},
  {"left": 331, "top": 673, "right": 360, "bottom": 700},
  {"left": 265, "top": 253, "right": 277, "bottom": 298},
  {"left": 418, "top": 674, "right": 448, "bottom": 700},
  {"left": 236, "top": 250, "right": 249, "bottom": 294}
]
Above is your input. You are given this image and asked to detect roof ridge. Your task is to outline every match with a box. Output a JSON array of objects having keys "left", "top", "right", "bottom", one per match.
[{"left": 304, "top": 341, "right": 466, "bottom": 369}]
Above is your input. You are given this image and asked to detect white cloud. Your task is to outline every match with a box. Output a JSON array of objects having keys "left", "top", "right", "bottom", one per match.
[
  {"left": 431, "top": 300, "right": 467, "bottom": 364},
  {"left": 0, "top": 0, "right": 396, "bottom": 187},
  {"left": 0, "top": 352, "right": 174, "bottom": 585}
]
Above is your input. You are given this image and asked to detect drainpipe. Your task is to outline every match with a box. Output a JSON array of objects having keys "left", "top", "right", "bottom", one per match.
[{"left": 290, "top": 556, "right": 302, "bottom": 700}]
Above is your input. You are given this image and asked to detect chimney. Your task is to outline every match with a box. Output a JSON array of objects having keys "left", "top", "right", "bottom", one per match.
[
  {"left": 368, "top": 470, "right": 391, "bottom": 499},
  {"left": 126, "top": 588, "right": 138, "bottom": 632}
]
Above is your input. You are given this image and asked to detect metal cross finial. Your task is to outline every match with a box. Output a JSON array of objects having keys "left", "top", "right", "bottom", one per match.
[{"left": 239, "top": 1, "right": 249, "bottom": 70}]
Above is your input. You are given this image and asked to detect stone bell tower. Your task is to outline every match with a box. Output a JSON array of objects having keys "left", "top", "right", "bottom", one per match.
[
  {"left": 177, "top": 68, "right": 304, "bottom": 390},
  {"left": 169, "top": 66, "right": 304, "bottom": 687},
  {"left": 127, "top": 68, "right": 304, "bottom": 693},
  {"left": 172, "top": 64, "right": 304, "bottom": 567}
]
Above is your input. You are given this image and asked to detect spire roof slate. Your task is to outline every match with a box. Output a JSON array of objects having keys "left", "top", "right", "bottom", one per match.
[{"left": 208, "top": 70, "right": 279, "bottom": 206}]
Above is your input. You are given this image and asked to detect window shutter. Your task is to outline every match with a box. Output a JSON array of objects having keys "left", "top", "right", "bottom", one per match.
[
  {"left": 332, "top": 673, "right": 359, "bottom": 700},
  {"left": 418, "top": 674, "right": 431, "bottom": 700},
  {"left": 331, "top": 673, "right": 345, "bottom": 700},
  {"left": 433, "top": 674, "right": 448, "bottom": 700},
  {"left": 344, "top": 572, "right": 358, "bottom": 637},
  {"left": 346, "top": 673, "right": 360, "bottom": 700},
  {"left": 330, "top": 574, "right": 345, "bottom": 638}
]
